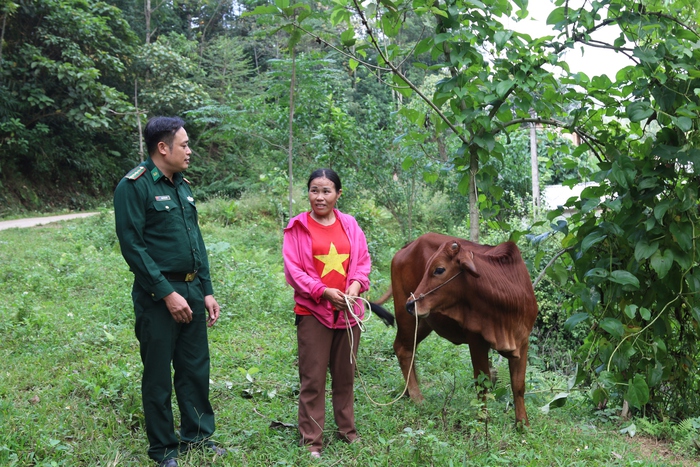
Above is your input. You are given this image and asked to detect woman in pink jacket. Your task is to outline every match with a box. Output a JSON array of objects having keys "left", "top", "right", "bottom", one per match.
[{"left": 283, "top": 168, "right": 371, "bottom": 458}]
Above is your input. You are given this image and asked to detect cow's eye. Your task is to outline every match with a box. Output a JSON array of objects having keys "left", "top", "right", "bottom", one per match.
[{"left": 434, "top": 267, "right": 445, "bottom": 275}]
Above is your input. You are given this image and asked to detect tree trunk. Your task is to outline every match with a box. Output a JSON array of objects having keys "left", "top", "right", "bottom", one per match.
[
  {"left": 530, "top": 116, "right": 540, "bottom": 215},
  {"left": 287, "top": 50, "right": 296, "bottom": 218},
  {"left": 469, "top": 147, "right": 479, "bottom": 242},
  {"left": 0, "top": 11, "right": 6, "bottom": 62},
  {"left": 144, "top": 0, "right": 151, "bottom": 44},
  {"left": 135, "top": 79, "right": 144, "bottom": 162}
]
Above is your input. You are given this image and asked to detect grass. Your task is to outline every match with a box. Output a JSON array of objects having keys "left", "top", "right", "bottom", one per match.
[{"left": 0, "top": 206, "right": 698, "bottom": 466}]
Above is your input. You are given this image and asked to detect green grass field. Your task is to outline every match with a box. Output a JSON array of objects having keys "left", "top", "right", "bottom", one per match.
[{"left": 0, "top": 207, "right": 697, "bottom": 466}]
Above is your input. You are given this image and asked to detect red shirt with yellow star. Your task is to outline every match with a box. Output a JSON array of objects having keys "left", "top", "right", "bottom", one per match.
[{"left": 294, "top": 213, "right": 350, "bottom": 315}]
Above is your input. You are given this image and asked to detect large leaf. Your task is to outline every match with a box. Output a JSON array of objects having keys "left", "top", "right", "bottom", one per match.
[
  {"left": 540, "top": 392, "right": 569, "bottom": 413},
  {"left": 669, "top": 222, "right": 693, "bottom": 251},
  {"left": 564, "top": 313, "right": 589, "bottom": 332},
  {"left": 581, "top": 231, "right": 607, "bottom": 252},
  {"left": 634, "top": 240, "right": 659, "bottom": 261},
  {"left": 650, "top": 249, "right": 674, "bottom": 279},
  {"left": 609, "top": 270, "right": 640, "bottom": 289},
  {"left": 599, "top": 317, "right": 625, "bottom": 338},
  {"left": 625, "top": 374, "right": 650, "bottom": 409},
  {"left": 626, "top": 101, "right": 654, "bottom": 122}
]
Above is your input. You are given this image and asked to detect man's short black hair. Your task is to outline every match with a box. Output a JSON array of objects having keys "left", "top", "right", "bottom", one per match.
[{"left": 144, "top": 116, "right": 186, "bottom": 156}]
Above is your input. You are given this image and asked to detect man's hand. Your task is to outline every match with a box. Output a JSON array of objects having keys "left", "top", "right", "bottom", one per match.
[
  {"left": 164, "top": 291, "right": 193, "bottom": 323},
  {"left": 204, "top": 295, "right": 220, "bottom": 327}
]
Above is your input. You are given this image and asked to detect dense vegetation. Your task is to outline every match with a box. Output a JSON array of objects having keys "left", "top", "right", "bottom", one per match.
[
  {"left": 1, "top": 0, "right": 699, "bottom": 432},
  {"left": 0, "top": 209, "right": 698, "bottom": 466}
]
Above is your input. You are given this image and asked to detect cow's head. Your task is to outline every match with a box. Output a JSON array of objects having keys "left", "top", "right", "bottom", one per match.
[{"left": 406, "top": 241, "right": 480, "bottom": 317}]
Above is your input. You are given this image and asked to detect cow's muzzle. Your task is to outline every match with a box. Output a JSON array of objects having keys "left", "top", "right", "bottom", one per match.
[{"left": 406, "top": 299, "right": 416, "bottom": 316}]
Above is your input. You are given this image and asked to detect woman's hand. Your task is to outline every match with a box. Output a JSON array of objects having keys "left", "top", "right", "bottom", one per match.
[{"left": 323, "top": 287, "right": 351, "bottom": 311}]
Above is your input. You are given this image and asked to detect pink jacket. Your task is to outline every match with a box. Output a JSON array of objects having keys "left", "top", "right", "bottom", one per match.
[{"left": 283, "top": 209, "right": 371, "bottom": 329}]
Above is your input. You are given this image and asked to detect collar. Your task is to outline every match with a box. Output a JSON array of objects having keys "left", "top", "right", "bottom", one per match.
[{"left": 144, "top": 158, "right": 182, "bottom": 184}]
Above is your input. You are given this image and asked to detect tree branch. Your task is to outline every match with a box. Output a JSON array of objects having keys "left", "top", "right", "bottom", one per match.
[{"left": 533, "top": 247, "right": 574, "bottom": 289}]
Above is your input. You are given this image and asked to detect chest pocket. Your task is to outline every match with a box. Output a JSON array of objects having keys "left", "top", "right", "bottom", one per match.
[
  {"left": 153, "top": 200, "right": 176, "bottom": 213},
  {"left": 151, "top": 200, "right": 180, "bottom": 228}
]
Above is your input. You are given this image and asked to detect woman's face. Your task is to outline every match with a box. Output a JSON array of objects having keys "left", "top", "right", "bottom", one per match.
[{"left": 308, "top": 177, "right": 341, "bottom": 218}]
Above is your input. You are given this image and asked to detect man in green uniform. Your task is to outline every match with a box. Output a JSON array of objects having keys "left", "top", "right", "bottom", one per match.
[{"left": 114, "top": 116, "right": 225, "bottom": 467}]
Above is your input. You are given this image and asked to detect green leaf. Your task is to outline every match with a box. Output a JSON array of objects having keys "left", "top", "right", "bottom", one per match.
[
  {"left": 624, "top": 304, "right": 638, "bottom": 319},
  {"left": 564, "top": 312, "right": 589, "bottom": 332},
  {"left": 381, "top": 12, "right": 401, "bottom": 37},
  {"left": 430, "top": 6, "right": 448, "bottom": 17},
  {"left": 457, "top": 173, "right": 470, "bottom": 196},
  {"left": 625, "top": 374, "right": 649, "bottom": 409},
  {"left": 634, "top": 240, "right": 659, "bottom": 261},
  {"left": 546, "top": 7, "right": 566, "bottom": 25},
  {"left": 392, "top": 74, "right": 412, "bottom": 97},
  {"left": 340, "top": 29, "right": 356, "bottom": 47},
  {"left": 639, "top": 307, "right": 651, "bottom": 321},
  {"left": 495, "top": 79, "right": 514, "bottom": 97},
  {"left": 626, "top": 101, "right": 654, "bottom": 122},
  {"left": 691, "top": 306, "right": 700, "bottom": 325},
  {"left": 414, "top": 38, "right": 433, "bottom": 56},
  {"left": 494, "top": 30, "right": 512, "bottom": 49},
  {"left": 581, "top": 231, "right": 607, "bottom": 252},
  {"left": 599, "top": 317, "right": 625, "bottom": 338},
  {"left": 669, "top": 222, "right": 693, "bottom": 251},
  {"left": 650, "top": 249, "right": 673, "bottom": 279},
  {"left": 398, "top": 108, "right": 425, "bottom": 126},
  {"left": 677, "top": 116, "right": 693, "bottom": 131},
  {"left": 609, "top": 270, "right": 639, "bottom": 289},
  {"left": 348, "top": 58, "right": 359, "bottom": 71},
  {"left": 620, "top": 423, "right": 637, "bottom": 438},
  {"left": 540, "top": 392, "right": 569, "bottom": 413},
  {"left": 244, "top": 5, "right": 280, "bottom": 16},
  {"left": 653, "top": 199, "right": 672, "bottom": 224},
  {"left": 647, "top": 362, "right": 663, "bottom": 387}
]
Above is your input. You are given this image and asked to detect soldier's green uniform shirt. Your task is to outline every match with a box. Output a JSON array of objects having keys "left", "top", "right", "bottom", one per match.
[{"left": 114, "top": 158, "right": 214, "bottom": 300}]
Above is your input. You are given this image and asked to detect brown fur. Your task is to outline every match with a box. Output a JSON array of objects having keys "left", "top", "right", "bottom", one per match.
[{"left": 385, "top": 232, "right": 538, "bottom": 426}]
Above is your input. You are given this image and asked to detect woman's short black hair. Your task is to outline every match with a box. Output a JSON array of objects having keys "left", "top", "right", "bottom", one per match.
[
  {"left": 144, "top": 116, "right": 186, "bottom": 156},
  {"left": 307, "top": 168, "right": 342, "bottom": 192}
]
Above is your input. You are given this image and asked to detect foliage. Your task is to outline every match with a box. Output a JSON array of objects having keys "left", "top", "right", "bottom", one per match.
[
  {"left": 539, "top": 2, "right": 700, "bottom": 420},
  {"left": 0, "top": 0, "right": 138, "bottom": 194}
]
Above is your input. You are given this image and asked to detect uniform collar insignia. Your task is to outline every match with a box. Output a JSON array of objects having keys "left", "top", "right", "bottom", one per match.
[{"left": 150, "top": 166, "right": 163, "bottom": 182}]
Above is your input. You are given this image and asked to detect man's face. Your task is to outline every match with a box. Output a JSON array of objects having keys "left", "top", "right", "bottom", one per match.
[{"left": 162, "top": 127, "right": 191, "bottom": 174}]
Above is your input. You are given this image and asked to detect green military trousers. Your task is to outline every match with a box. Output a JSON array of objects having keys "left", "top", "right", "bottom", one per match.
[{"left": 132, "top": 277, "right": 215, "bottom": 462}]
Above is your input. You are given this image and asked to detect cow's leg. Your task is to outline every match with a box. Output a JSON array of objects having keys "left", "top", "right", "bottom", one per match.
[
  {"left": 468, "top": 336, "right": 491, "bottom": 396},
  {"left": 508, "top": 341, "right": 530, "bottom": 428},
  {"left": 393, "top": 318, "right": 432, "bottom": 402}
]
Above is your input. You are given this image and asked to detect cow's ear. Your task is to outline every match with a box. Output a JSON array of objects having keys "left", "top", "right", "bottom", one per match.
[{"left": 457, "top": 249, "right": 480, "bottom": 277}]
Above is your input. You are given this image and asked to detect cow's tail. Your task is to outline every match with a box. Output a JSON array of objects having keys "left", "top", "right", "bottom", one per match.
[{"left": 369, "top": 286, "right": 395, "bottom": 327}]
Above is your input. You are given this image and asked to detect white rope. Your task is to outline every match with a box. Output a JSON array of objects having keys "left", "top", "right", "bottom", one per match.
[
  {"left": 340, "top": 293, "right": 419, "bottom": 407},
  {"left": 341, "top": 294, "right": 372, "bottom": 364}
]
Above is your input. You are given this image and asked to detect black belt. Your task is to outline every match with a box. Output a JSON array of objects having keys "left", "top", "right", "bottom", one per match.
[{"left": 163, "top": 271, "right": 198, "bottom": 282}]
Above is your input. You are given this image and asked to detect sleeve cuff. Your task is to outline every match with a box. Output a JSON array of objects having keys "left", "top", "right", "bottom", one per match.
[
  {"left": 149, "top": 278, "right": 175, "bottom": 301},
  {"left": 200, "top": 279, "right": 214, "bottom": 297}
]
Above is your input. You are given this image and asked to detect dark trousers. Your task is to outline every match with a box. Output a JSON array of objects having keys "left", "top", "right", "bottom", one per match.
[
  {"left": 296, "top": 314, "right": 360, "bottom": 452},
  {"left": 133, "top": 278, "right": 215, "bottom": 462}
]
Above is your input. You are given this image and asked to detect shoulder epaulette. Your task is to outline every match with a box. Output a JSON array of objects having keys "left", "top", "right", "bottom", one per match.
[
  {"left": 125, "top": 166, "right": 146, "bottom": 180},
  {"left": 183, "top": 177, "right": 191, "bottom": 185}
]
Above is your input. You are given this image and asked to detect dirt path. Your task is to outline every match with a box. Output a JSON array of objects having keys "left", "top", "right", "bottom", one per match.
[{"left": 0, "top": 212, "right": 100, "bottom": 231}]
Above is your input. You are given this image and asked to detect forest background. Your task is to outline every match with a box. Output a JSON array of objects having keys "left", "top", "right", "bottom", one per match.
[{"left": 1, "top": 0, "right": 700, "bottom": 463}]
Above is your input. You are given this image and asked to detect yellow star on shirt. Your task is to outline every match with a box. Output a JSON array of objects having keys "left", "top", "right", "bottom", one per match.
[{"left": 315, "top": 243, "right": 349, "bottom": 277}]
